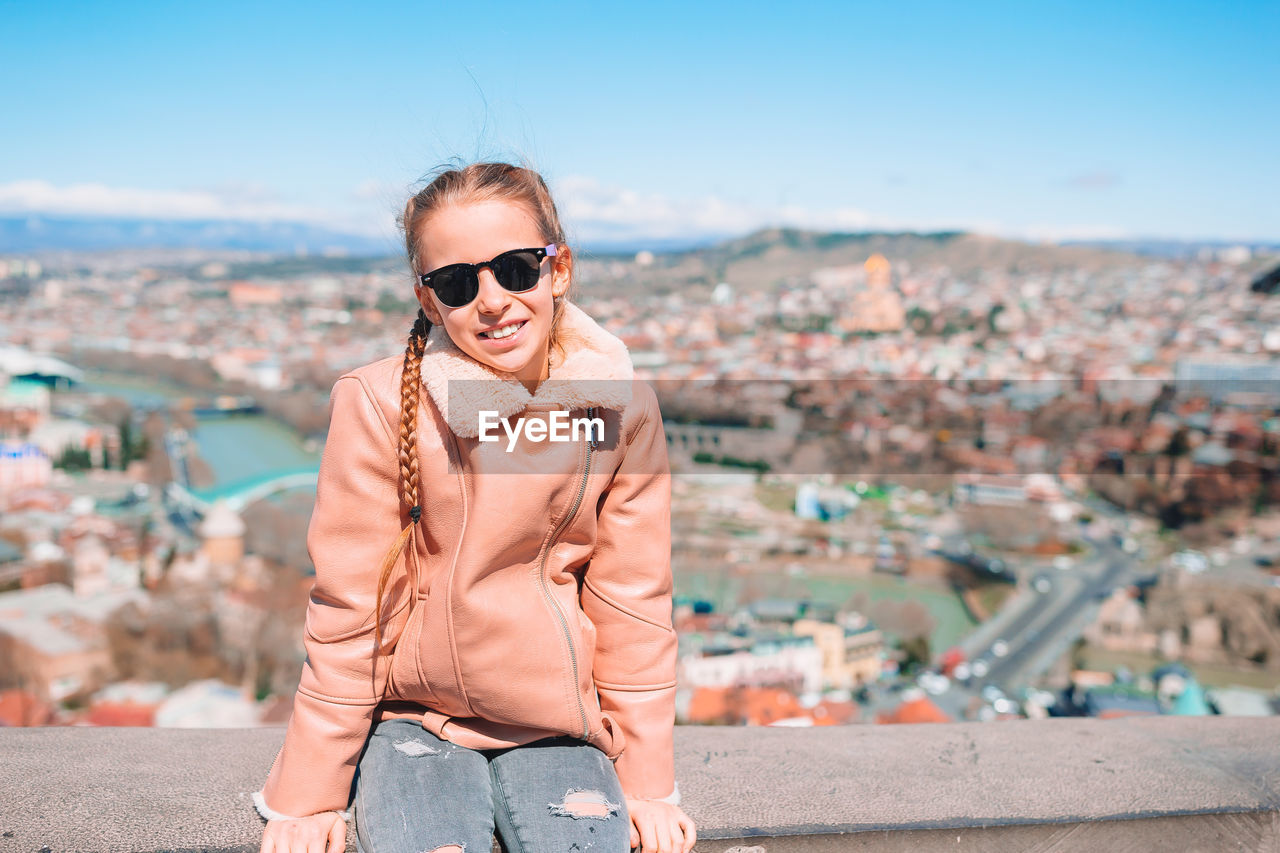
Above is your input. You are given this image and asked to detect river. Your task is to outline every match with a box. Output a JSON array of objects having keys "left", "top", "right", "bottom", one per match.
[{"left": 73, "top": 371, "right": 320, "bottom": 489}]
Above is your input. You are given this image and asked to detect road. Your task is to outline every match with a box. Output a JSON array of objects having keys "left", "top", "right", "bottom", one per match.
[{"left": 926, "top": 501, "right": 1151, "bottom": 717}]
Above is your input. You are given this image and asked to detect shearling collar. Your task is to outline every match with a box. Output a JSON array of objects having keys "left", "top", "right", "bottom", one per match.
[{"left": 418, "top": 299, "right": 635, "bottom": 438}]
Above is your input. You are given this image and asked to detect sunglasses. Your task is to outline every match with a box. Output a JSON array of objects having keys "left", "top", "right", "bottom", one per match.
[{"left": 418, "top": 244, "right": 557, "bottom": 308}]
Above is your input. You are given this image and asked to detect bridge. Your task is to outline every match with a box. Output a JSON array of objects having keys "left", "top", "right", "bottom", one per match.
[
  {"left": 182, "top": 395, "right": 263, "bottom": 417},
  {"left": 166, "top": 467, "right": 320, "bottom": 515},
  {"left": 0, "top": 344, "right": 84, "bottom": 386}
]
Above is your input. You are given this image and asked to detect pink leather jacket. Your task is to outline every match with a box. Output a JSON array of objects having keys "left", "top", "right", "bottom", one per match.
[{"left": 254, "top": 301, "right": 677, "bottom": 821}]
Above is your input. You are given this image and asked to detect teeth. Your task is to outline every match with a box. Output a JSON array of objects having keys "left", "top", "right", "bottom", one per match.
[{"left": 482, "top": 321, "right": 524, "bottom": 339}]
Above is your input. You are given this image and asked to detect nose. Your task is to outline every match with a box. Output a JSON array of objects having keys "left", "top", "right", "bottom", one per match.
[{"left": 473, "top": 266, "right": 511, "bottom": 315}]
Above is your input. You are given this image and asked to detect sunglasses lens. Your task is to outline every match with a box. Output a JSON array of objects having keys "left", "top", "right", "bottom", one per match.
[
  {"left": 494, "top": 251, "right": 543, "bottom": 292},
  {"left": 432, "top": 269, "right": 477, "bottom": 307},
  {"left": 424, "top": 250, "right": 544, "bottom": 307}
]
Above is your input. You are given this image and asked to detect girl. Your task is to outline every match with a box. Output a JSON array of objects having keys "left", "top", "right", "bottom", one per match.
[{"left": 254, "top": 162, "right": 696, "bottom": 853}]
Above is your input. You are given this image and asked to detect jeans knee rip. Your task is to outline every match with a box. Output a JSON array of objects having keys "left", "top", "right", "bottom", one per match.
[
  {"left": 547, "top": 788, "right": 620, "bottom": 820},
  {"left": 393, "top": 738, "right": 442, "bottom": 757}
]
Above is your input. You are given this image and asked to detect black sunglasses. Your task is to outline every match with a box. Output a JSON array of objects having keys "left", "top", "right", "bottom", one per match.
[{"left": 418, "top": 244, "right": 557, "bottom": 308}]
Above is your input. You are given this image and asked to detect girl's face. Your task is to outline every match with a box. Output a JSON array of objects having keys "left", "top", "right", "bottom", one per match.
[{"left": 413, "top": 200, "right": 571, "bottom": 392}]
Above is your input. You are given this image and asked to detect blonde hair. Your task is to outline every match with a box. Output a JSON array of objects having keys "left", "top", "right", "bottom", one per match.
[{"left": 372, "top": 161, "right": 577, "bottom": 653}]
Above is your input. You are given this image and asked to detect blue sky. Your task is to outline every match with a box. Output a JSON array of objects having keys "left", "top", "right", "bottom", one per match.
[{"left": 2, "top": 0, "right": 1276, "bottom": 249}]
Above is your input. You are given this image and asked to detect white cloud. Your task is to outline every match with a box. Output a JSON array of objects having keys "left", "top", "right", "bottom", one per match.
[
  {"left": 0, "top": 178, "right": 413, "bottom": 239},
  {"left": 1012, "top": 222, "right": 1134, "bottom": 243},
  {"left": 0, "top": 179, "right": 327, "bottom": 224},
  {"left": 350, "top": 178, "right": 405, "bottom": 203},
  {"left": 553, "top": 175, "right": 1140, "bottom": 246},
  {"left": 553, "top": 174, "right": 881, "bottom": 242},
  {"left": 1063, "top": 170, "right": 1122, "bottom": 191},
  {"left": 0, "top": 176, "right": 1140, "bottom": 247}
]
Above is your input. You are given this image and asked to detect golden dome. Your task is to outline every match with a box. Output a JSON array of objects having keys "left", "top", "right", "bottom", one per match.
[{"left": 864, "top": 253, "right": 890, "bottom": 275}]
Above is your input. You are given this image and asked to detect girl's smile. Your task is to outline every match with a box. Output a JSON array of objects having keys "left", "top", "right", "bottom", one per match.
[{"left": 477, "top": 318, "right": 529, "bottom": 345}]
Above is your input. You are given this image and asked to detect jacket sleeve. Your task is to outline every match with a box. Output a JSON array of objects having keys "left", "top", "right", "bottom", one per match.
[
  {"left": 581, "top": 382, "right": 679, "bottom": 802},
  {"left": 255, "top": 374, "right": 412, "bottom": 821}
]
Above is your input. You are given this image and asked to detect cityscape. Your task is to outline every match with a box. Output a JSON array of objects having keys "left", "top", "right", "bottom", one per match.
[
  {"left": 5, "top": 2, "right": 1280, "bottom": 847},
  {"left": 2, "top": 231, "right": 1278, "bottom": 731}
]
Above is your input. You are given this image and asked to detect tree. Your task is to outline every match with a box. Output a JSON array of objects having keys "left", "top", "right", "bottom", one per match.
[
  {"left": 55, "top": 446, "right": 93, "bottom": 471},
  {"left": 899, "top": 635, "right": 932, "bottom": 673},
  {"left": 899, "top": 600, "right": 937, "bottom": 641},
  {"left": 1070, "top": 637, "right": 1088, "bottom": 671}
]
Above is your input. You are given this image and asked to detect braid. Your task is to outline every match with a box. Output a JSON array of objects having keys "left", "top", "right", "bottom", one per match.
[
  {"left": 399, "top": 309, "right": 429, "bottom": 511},
  {"left": 373, "top": 309, "right": 431, "bottom": 656}
]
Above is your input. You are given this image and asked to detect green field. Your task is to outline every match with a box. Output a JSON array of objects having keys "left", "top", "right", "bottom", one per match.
[
  {"left": 1079, "top": 647, "right": 1280, "bottom": 692},
  {"left": 674, "top": 568, "right": 977, "bottom": 654}
]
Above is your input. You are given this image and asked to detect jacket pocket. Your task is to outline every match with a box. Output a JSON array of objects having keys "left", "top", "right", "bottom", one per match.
[
  {"left": 578, "top": 607, "right": 621, "bottom": 754},
  {"left": 576, "top": 606, "right": 599, "bottom": 663},
  {"left": 593, "top": 709, "right": 626, "bottom": 760},
  {"left": 387, "top": 597, "right": 430, "bottom": 703}
]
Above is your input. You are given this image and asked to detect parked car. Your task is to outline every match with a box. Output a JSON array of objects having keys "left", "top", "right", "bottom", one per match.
[
  {"left": 1171, "top": 550, "right": 1209, "bottom": 574},
  {"left": 916, "top": 671, "right": 951, "bottom": 696}
]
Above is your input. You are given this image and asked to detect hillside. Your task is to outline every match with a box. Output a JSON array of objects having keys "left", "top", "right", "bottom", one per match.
[{"left": 577, "top": 227, "right": 1152, "bottom": 297}]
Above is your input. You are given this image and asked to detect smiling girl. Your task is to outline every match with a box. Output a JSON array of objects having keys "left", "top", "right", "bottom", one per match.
[{"left": 254, "top": 162, "right": 695, "bottom": 853}]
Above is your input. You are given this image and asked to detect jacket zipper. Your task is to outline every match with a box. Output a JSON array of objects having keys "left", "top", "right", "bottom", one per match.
[
  {"left": 537, "top": 405, "right": 597, "bottom": 740},
  {"left": 442, "top": 426, "right": 473, "bottom": 716}
]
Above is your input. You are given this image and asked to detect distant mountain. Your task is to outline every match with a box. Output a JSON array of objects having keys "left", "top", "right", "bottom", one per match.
[
  {"left": 8, "top": 217, "right": 1276, "bottom": 297},
  {"left": 0, "top": 215, "right": 397, "bottom": 256},
  {"left": 575, "top": 234, "right": 733, "bottom": 256},
  {"left": 584, "top": 227, "right": 1155, "bottom": 298},
  {"left": 0, "top": 214, "right": 730, "bottom": 258},
  {"left": 6, "top": 214, "right": 1274, "bottom": 265},
  {"left": 1061, "top": 238, "right": 1280, "bottom": 259}
]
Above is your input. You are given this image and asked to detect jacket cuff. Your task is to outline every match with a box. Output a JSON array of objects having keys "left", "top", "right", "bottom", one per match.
[
  {"left": 653, "top": 781, "right": 681, "bottom": 806},
  {"left": 252, "top": 790, "right": 351, "bottom": 823},
  {"left": 599, "top": 684, "right": 677, "bottom": 800}
]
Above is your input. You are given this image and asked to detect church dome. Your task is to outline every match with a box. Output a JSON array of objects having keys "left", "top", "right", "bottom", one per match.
[{"left": 199, "top": 501, "right": 245, "bottom": 540}]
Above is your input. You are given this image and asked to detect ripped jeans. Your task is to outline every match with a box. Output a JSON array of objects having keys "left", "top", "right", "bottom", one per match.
[{"left": 352, "top": 717, "right": 631, "bottom": 853}]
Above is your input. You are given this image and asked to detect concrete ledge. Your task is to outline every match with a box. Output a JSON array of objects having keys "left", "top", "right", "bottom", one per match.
[{"left": 4, "top": 717, "right": 1280, "bottom": 852}]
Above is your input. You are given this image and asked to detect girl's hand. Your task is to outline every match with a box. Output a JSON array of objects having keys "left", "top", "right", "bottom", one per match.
[
  {"left": 625, "top": 795, "right": 696, "bottom": 853},
  {"left": 260, "top": 811, "right": 346, "bottom": 853}
]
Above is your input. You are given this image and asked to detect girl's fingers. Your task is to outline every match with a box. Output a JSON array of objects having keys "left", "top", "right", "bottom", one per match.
[
  {"left": 672, "top": 820, "right": 686, "bottom": 853},
  {"left": 638, "top": 814, "right": 659, "bottom": 853},
  {"left": 326, "top": 815, "right": 345, "bottom": 853},
  {"left": 678, "top": 814, "right": 697, "bottom": 853},
  {"left": 630, "top": 821, "right": 640, "bottom": 851},
  {"left": 260, "top": 831, "right": 275, "bottom": 853},
  {"left": 656, "top": 818, "right": 674, "bottom": 853}
]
